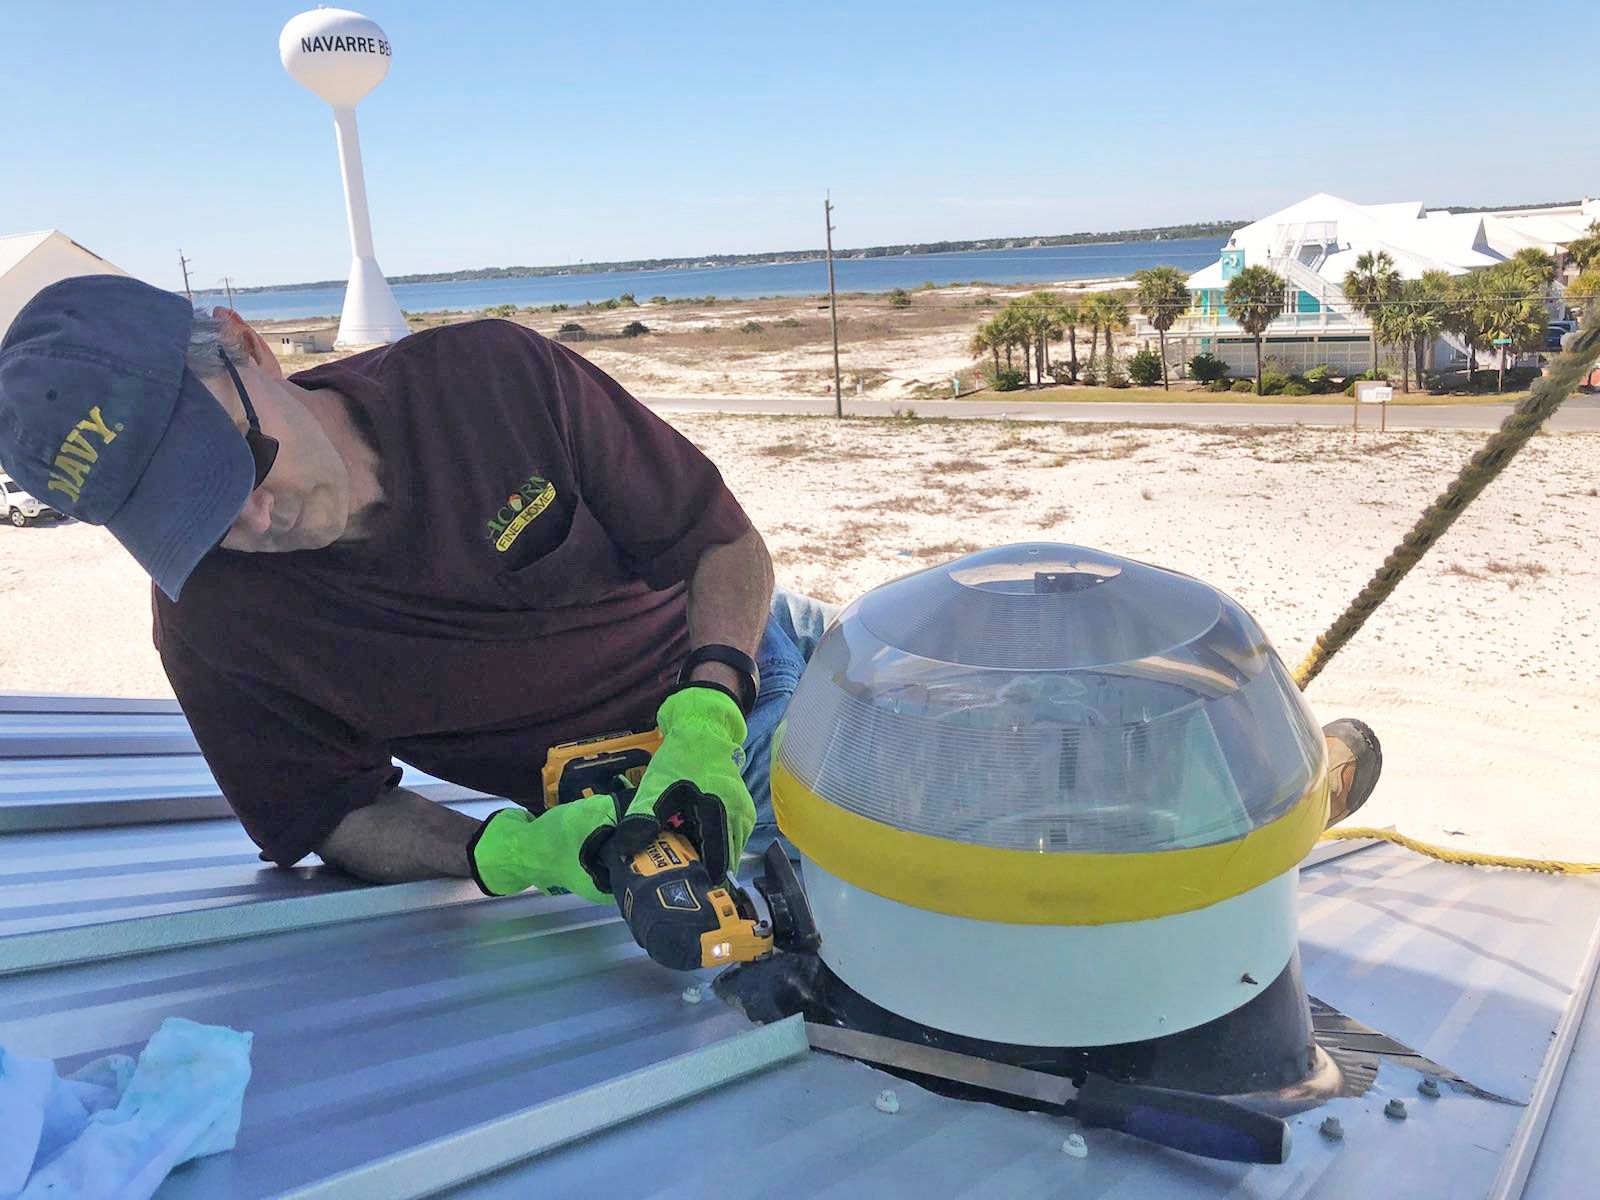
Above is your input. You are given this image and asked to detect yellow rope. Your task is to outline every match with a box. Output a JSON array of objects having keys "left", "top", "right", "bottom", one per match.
[
  {"left": 1321, "top": 826, "right": 1600, "bottom": 875},
  {"left": 1291, "top": 316, "right": 1600, "bottom": 690}
]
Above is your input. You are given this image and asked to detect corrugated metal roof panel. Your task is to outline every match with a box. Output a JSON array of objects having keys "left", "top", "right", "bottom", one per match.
[
  {"left": 0, "top": 756, "right": 486, "bottom": 832},
  {"left": 433, "top": 847, "right": 1600, "bottom": 1200},
  {"left": 5, "top": 891, "right": 748, "bottom": 1199},
  {"left": 1522, "top": 927, "right": 1600, "bottom": 1199},
  {"left": 463, "top": 1046, "right": 1522, "bottom": 1199},
  {"left": 3, "top": 695, "right": 1597, "bottom": 1199},
  {"left": 0, "top": 709, "right": 202, "bottom": 757}
]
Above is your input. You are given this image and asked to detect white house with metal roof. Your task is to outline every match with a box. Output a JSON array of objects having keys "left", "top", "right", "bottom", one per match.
[
  {"left": 0, "top": 229, "right": 129, "bottom": 341},
  {"left": 1139, "top": 193, "right": 1599, "bottom": 377}
]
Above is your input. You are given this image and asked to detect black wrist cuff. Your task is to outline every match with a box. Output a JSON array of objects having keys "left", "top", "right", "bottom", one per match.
[
  {"left": 677, "top": 643, "right": 760, "bottom": 716},
  {"left": 466, "top": 811, "right": 503, "bottom": 897},
  {"left": 667, "top": 678, "right": 746, "bottom": 715}
]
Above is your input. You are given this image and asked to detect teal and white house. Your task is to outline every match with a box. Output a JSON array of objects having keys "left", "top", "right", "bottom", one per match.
[{"left": 1138, "top": 192, "right": 1599, "bottom": 377}]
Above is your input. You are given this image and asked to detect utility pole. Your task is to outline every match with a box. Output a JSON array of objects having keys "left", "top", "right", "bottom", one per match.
[
  {"left": 824, "top": 194, "right": 842, "bottom": 419},
  {"left": 177, "top": 251, "right": 194, "bottom": 302},
  {"left": 221, "top": 276, "right": 236, "bottom": 310}
]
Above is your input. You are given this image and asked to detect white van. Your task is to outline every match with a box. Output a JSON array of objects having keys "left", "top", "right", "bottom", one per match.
[{"left": 0, "top": 472, "right": 62, "bottom": 527}]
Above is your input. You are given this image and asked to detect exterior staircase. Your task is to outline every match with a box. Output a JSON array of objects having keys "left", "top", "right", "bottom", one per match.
[{"left": 1267, "top": 220, "right": 1363, "bottom": 325}]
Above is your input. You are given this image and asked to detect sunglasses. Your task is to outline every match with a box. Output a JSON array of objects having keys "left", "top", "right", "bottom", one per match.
[{"left": 217, "top": 351, "right": 279, "bottom": 489}]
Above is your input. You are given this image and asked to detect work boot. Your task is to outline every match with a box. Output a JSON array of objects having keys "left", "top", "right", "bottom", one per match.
[{"left": 1323, "top": 718, "right": 1382, "bottom": 827}]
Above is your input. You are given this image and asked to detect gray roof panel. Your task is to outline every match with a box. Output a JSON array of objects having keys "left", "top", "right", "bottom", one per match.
[{"left": 2, "top": 695, "right": 1597, "bottom": 1199}]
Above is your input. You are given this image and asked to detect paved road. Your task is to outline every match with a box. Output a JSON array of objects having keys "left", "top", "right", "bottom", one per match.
[{"left": 641, "top": 393, "right": 1600, "bottom": 431}]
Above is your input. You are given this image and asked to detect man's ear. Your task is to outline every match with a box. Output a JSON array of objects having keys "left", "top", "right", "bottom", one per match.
[{"left": 213, "top": 308, "right": 285, "bottom": 380}]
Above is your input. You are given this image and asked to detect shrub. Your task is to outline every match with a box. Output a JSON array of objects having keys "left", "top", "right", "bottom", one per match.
[
  {"left": 618, "top": 292, "right": 637, "bottom": 306},
  {"left": 887, "top": 288, "right": 912, "bottom": 308},
  {"left": 550, "top": 303, "right": 569, "bottom": 312},
  {"left": 974, "top": 296, "right": 998, "bottom": 307},
  {"left": 1206, "top": 379, "right": 1232, "bottom": 392},
  {"left": 1127, "top": 349, "right": 1163, "bottom": 387},
  {"left": 779, "top": 317, "right": 801, "bottom": 328},
  {"left": 993, "top": 368, "right": 1027, "bottom": 392},
  {"left": 1188, "top": 352, "right": 1229, "bottom": 383},
  {"left": 648, "top": 295, "right": 668, "bottom": 305},
  {"left": 740, "top": 321, "right": 764, "bottom": 334},
  {"left": 1079, "top": 362, "right": 1101, "bottom": 386},
  {"left": 1282, "top": 382, "right": 1310, "bottom": 396},
  {"left": 1259, "top": 371, "right": 1290, "bottom": 396},
  {"left": 621, "top": 321, "right": 650, "bottom": 337},
  {"left": 1304, "top": 364, "right": 1333, "bottom": 391},
  {"left": 557, "top": 321, "right": 585, "bottom": 334},
  {"left": 1231, "top": 379, "right": 1256, "bottom": 393},
  {"left": 1047, "top": 363, "right": 1076, "bottom": 385}
]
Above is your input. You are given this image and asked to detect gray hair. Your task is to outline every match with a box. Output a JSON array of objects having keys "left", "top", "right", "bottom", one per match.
[{"left": 185, "top": 311, "right": 253, "bottom": 383}]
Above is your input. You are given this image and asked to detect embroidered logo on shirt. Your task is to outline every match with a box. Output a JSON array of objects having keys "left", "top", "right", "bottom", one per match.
[{"left": 487, "top": 472, "right": 557, "bottom": 552}]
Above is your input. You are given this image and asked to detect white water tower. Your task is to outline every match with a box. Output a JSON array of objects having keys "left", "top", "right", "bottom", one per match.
[{"left": 280, "top": 8, "right": 410, "bottom": 346}]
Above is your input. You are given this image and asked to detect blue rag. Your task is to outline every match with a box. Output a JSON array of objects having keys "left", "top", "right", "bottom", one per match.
[{"left": 0, "top": 1017, "right": 252, "bottom": 1200}]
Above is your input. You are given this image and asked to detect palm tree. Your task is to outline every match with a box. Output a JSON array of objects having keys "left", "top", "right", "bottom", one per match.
[
  {"left": 1565, "top": 268, "right": 1600, "bottom": 317},
  {"left": 1097, "top": 292, "right": 1130, "bottom": 367},
  {"left": 1080, "top": 295, "right": 1105, "bottom": 372},
  {"left": 970, "top": 321, "right": 1001, "bottom": 380},
  {"left": 1058, "top": 300, "right": 1083, "bottom": 382},
  {"left": 1565, "top": 221, "right": 1600, "bottom": 272},
  {"left": 1020, "top": 292, "right": 1063, "bottom": 383},
  {"left": 1510, "top": 247, "right": 1557, "bottom": 286},
  {"left": 1443, "top": 271, "right": 1489, "bottom": 384},
  {"left": 1133, "top": 266, "right": 1191, "bottom": 390},
  {"left": 1478, "top": 262, "right": 1545, "bottom": 393},
  {"left": 1222, "top": 265, "right": 1287, "bottom": 395},
  {"left": 1343, "top": 250, "right": 1400, "bottom": 377},
  {"left": 1373, "top": 299, "right": 1412, "bottom": 393},
  {"left": 994, "top": 308, "right": 1029, "bottom": 378},
  {"left": 1405, "top": 271, "right": 1450, "bottom": 389}
]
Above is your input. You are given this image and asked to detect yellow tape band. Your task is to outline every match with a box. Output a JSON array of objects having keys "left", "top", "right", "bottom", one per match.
[{"left": 773, "top": 759, "right": 1327, "bottom": 926}]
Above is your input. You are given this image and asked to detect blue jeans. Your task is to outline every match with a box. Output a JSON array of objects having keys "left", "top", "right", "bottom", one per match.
[{"left": 741, "top": 588, "right": 838, "bottom": 851}]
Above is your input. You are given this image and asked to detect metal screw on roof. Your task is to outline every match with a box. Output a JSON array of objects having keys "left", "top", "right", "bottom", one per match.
[
  {"left": 1061, "top": 1133, "right": 1088, "bottom": 1158},
  {"left": 1418, "top": 1077, "right": 1441, "bottom": 1098},
  {"left": 874, "top": 1089, "right": 900, "bottom": 1114},
  {"left": 1319, "top": 1116, "right": 1344, "bottom": 1141},
  {"left": 1385, "top": 1099, "right": 1408, "bottom": 1120},
  {"left": 680, "top": 985, "right": 703, "bottom": 1004}
]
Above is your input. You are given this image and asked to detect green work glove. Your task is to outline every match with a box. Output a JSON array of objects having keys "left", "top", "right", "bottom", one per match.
[
  {"left": 616, "top": 684, "right": 754, "bottom": 883},
  {"left": 468, "top": 791, "right": 620, "bottom": 903}
]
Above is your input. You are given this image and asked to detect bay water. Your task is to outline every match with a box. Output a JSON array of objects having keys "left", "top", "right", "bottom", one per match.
[{"left": 205, "top": 237, "right": 1226, "bottom": 322}]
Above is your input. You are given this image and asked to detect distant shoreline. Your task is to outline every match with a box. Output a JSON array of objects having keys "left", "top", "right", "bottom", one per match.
[
  {"left": 228, "top": 221, "right": 1241, "bottom": 293},
  {"left": 248, "top": 275, "right": 1136, "bottom": 328}
]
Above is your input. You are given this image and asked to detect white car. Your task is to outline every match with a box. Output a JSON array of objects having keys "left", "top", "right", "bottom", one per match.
[{"left": 1, "top": 472, "right": 63, "bottom": 527}]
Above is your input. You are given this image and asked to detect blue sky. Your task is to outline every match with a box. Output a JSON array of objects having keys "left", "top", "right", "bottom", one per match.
[{"left": 4, "top": 1, "right": 1593, "bottom": 290}]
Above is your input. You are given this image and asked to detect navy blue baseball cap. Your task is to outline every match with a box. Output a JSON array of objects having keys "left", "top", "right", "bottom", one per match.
[{"left": 0, "top": 275, "right": 256, "bottom": 600}]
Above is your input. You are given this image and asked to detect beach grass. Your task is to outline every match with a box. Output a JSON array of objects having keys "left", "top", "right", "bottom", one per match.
[{"left": 963, "top": 385, "right": 1525, "bottom": 406}]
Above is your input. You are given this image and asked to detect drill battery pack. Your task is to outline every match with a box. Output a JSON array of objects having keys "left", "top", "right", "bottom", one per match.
[{"left": 539, "top": 728, "right": 663, "bottom": 810}]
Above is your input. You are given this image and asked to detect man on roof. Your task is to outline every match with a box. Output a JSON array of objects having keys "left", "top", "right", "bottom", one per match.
[
  {"left": 0, "top": 275, "right": 831, "bottom": 900},
  {"left": 0, "top": 275, "right": 1381, "bottom": 905}
]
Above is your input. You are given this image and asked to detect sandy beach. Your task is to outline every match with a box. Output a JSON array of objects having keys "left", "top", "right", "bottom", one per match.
[
  {"left": 268, "top": 280, "right": 1135, "bottom": 403},
  {"left": 3, "top": 414, "right": 1595, "bottom": 862}
]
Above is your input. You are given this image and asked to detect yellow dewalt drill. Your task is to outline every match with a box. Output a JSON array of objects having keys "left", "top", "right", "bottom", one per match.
[{"left": 541, "top": 731, "right": 818, "bottom": 972}]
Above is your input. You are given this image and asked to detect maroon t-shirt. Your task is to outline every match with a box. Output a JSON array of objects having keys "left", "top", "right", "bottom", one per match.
[{"left": 153, "top": 320, "right": 752, "bottom": 866}]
